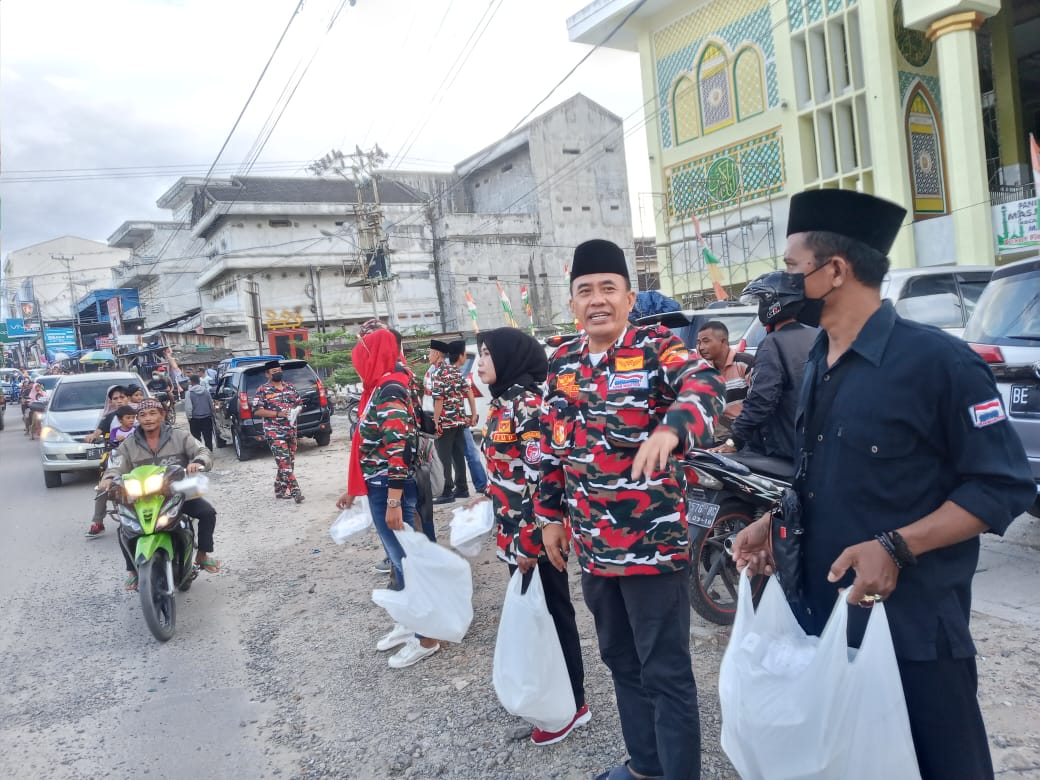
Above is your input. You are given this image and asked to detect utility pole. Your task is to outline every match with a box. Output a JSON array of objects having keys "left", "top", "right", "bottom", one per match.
[
  {"left": 52, "top": 254, "right": 82, "bottom": 350},
  {"left": 310, "top": 145, "right": 396, "bottom": 328},
  {"left": 245, "top": 278, "right": 264, "bottom": 356}
]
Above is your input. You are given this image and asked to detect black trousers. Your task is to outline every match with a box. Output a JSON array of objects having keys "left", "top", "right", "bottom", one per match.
[
  {"left": 508, "top": 561, "right": 586, "bottom": 710},
  {"left": 583, "top": 568, "right": 700, "bottom": 780},
  {"left": 898, "top": 645, "right": 994, "bottom": 779},
  {"left": 435, "top": 426, "right": 467, "bottom": 494},
  {"left": 188, "top": 416, "right": 213, "bottom": 450},
  {"left": 118, "top": 497, "right": 217, "bottom": 571}
]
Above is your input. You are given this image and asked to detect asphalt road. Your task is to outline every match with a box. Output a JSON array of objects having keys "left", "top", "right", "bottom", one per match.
[{"left": 0, "top": 404, "right": 295, "bottom": 779}]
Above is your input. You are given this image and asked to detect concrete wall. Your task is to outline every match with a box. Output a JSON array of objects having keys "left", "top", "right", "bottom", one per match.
[{"left": 463, "top": 145, "right": 538, "bottom": 215}]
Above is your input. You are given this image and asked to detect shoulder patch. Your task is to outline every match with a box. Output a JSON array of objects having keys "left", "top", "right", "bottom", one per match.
[{"left": 969, "top": 398, "right": 1007, "bottom": 428}]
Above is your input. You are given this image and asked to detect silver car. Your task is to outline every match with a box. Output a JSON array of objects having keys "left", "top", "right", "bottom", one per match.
[
  {"left": 963, "top": 256, "right": 1040, "bottom": 516},
  {"left": 39, "top": 371, "right": 149, "bottom": 488}
]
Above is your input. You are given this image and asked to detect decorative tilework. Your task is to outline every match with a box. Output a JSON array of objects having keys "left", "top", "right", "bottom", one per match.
[
  {"left": 673, "top": 76, "right": 700, "bottom": 144},
  {"left": 826, "top": 0, "right": 844, "bottom": 14},
  {"left": 655, "top": 0, "right": 779, "bottom": 149},
  {"left": 787, "top": 0, "right": 856, "bottom": 31},
  {"left": 898, "top": 71, "right": 942, "bottom": 113},
  {"left": 734, "top": 47, "right": 766, "bottom": 119},
  {"left": 665, "top": 128, "right": 786, "bottom": 220},
  {"left": 805, "top": 0, "right": 824, "bottom": 24},
  {"left": 699, "top": 45, "right": 735, "bottom": 132},
  {"left": 906, "top": 88, "right": 946, "bottom": 214},
  {"left": 787, "top": 0, "right": 805, "bottom": 31}
]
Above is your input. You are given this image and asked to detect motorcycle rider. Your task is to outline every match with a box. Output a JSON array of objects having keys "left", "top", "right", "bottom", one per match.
[
  {"left": 100, "top": 398, "right": 219, "bottom": 591},
  {"left": 711, "top": 272, "right": 817, "bottom": 462},
  {"left": 147, "top": 371, "right": 175, "bottom": 414}
]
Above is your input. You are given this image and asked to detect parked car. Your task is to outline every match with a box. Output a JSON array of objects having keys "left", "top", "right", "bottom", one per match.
[
  {"left": 634, "top": 304, "right": 766, "bottom": 355},
  {"left": 38, "top": 371, "right": 150, "bottom": 488},
  {"left": 0, "top": 368, "right": 22, "bottom": 402},
  {"left": 963, "top": 256, "right": 1040, "bottom": 517},
  {"left": 881, "top": 265, "right": 992, "bottom": 337},
  {"left": 213, "top": 354, "right": 283, "bottom": 389},
  {"left": 211, "top": 359, "right": 332, "bottom": 461}
]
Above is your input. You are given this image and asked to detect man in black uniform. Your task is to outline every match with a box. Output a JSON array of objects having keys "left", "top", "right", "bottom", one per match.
[{"left": 732, "top": 189, "right": 1034, "bottom": 779}]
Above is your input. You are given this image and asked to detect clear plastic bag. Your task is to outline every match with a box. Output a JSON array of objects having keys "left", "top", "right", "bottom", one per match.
[
  {"left": 329, "top": 497, "right": 372, "bottom": 543},
  {"left": 719, "top": 572, "right": 921, "bottom": 780},
  {"left": 449, "top": 501, "right": 494, "bottom": 557},
  {"left": 372, "top": 528, "right": 473, "bottom": 642},
  {"left": 171, "top": 473, "right": 209, "bottom": 499},
  {"left": 493, "top": 569, "right": 576, "bottom": 732}
]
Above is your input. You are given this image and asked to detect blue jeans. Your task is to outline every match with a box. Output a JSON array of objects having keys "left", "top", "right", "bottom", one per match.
[
  {"left": 463, "top": 428, "right": 488, "bottom": 492},
  {"left": 366, "top": 476, "right": 419, "bottom": 589}
]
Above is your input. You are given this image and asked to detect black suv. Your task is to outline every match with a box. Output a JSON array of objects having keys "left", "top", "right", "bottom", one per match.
[{"left": 211, "top": 359, "right": 333, "bottom": 460}]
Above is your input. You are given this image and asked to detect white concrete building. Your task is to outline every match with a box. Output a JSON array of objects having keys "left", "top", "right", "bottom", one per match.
[{"left": 3, "top": 236, "right": 129, "bottom": 323}]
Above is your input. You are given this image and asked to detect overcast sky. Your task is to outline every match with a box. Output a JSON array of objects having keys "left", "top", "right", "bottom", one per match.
[{"left": 0, "top": 0, "right": 656, "bottom": 263}]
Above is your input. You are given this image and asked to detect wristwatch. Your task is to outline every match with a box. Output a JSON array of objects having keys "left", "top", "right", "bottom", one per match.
[
  {"left": 387, "top": 498, "right": 402, "bottom": 508},
  {"left": 725, "top": 438, "right": 735, "bottom": 448}
]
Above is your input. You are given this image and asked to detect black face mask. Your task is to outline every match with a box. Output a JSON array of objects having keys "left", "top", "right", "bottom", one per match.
[
  {"left": 783, "top": 263, "right": 833, "bottom": 328},
  {"left": 270, "top": 371, "right": 284, "bottom": 382}
]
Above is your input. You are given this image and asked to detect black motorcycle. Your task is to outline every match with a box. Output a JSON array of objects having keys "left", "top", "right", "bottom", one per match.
[
  {"left": 152, "top": 391, "right": 177, "bottom": 426},
  {"left": 682, "top": 450, "right": 793, "bottom": 625}
]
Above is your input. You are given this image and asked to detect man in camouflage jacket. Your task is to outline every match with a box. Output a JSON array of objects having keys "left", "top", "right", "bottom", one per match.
[
  {"left": 536, "top": 239, "right": 723, "bottom": 780},
  {"left": 251, "top": 361, "right": 304, "bottom": 503}
]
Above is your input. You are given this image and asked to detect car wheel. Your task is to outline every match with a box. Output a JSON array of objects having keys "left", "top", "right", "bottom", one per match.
[
  {"left": 232, "top": 429, "right": 252, "bottom": 462},
  {"left": 1029, "top": 493, "right": 1040, "bottom": 520},
  {"left": 315, "top": 431, "right": 331, "bottom": 447},
  {"left": 44, "top": 471, "right": 62, "bottom": 489}
]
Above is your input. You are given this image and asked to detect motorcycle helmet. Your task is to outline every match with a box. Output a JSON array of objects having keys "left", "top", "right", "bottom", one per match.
[{"left": 740, "top": 271, "right": 808, "bottom": 328}]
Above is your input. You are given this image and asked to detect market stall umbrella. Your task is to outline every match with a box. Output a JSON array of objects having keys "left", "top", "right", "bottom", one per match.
[
  {"left": 79, "top": 349, "right": 115, "bottom": 363},
  {"left": 51, "top": 352, "right": 71, "bottom": 363}
]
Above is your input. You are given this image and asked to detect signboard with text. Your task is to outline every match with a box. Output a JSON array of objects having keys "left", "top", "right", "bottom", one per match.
[
  {"left": 5, "top": 318, "right": 38, "bottom": 338},
  {"left": 44, "top": 328, "right": 77, "bottom": 354},
  {"left": 107, "top": 297, "right": 123, "bottom": 338},
  {"left": 993, "top": 197, "right": 1040, "bottom": 255}
]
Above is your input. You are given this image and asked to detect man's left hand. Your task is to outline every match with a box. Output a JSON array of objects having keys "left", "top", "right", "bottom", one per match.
[
  {"left": 631, "top": 428, "right": 680, "bottom": 481},
  {"left": 828, "top": 539, "right": 900, "bottom": 604},
  {"left": 186, "top": 462, "right": 202, "bottom": 474},
  {"left": 386, "top": 505, "right": 405, "bottom": 531}
]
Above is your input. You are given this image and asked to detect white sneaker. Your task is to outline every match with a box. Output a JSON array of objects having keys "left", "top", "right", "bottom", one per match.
[
  {"left": 388, "top": 637, "right": 440, "bottom": 669},
  {"left": 376, "top": 623, "right": 412, "bottom": 652}
]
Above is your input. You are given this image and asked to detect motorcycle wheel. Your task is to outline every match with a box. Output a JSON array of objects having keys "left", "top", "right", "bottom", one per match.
[
  {"left": 165, "top": 405, "right": 177, "bottom": 426},
  {"left": 346, "top": 401, "right": 359, "bottom": 430},
  {"left": 689, "top": 499, "right": 766, "bottom": 626},
  {"left": 139, "top": 551, "right": 177, "bottom": 642}
]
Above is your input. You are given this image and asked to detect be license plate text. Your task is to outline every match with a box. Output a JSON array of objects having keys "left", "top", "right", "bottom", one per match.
[
  {"left": 87, "top": 448, "right": 104, "bottom": 459},
  {"left": 1010, "top": 384, "right": 1040, "bottom": 419},
  {"left": 687, "top": 499, "right": 720, "bottom": 529}
]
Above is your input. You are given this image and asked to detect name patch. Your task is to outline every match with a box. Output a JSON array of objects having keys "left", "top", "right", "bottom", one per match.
[
  {"left": 969, "top": 398, "right": 1007, "bottom": 428},
  {"left": 491, "top": 432, "right": 518, "bottom": 443},
  {"left": 608, "top": 371, "right": 649, "bottom": 391},
  {"left": 615, "top": 355, "right": 644, "bottom": 371}
]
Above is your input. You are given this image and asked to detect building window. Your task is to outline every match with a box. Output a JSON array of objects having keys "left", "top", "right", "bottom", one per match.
[
  {"left": 268, "top": 218, "right": 292, "bottom": 228},
  {"left": 697, "top": 41, "right": 735, "bottom": 134},
  {"left": 672, "top": 75, "right": 699, "bottom": 144},
  {"left": 905, "top": 85, "right": 947, "bottom": 215},
  {"left": 733, "top": 46, "right": 766, "bottom": 120}
]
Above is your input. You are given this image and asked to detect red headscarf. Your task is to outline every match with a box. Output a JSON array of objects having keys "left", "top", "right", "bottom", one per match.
[{"left": 346, "top": 329, "right": 411, "bottom": 497}]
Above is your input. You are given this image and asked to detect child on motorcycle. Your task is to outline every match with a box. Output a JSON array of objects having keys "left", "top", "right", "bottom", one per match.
[{"left": 109, "top": 406, "right": 137, "bottom": 445}]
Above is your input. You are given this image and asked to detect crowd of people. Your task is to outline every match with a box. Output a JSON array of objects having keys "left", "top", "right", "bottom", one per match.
[{"left": 51, "top": 188, "right": 1035, "bottom": 780}]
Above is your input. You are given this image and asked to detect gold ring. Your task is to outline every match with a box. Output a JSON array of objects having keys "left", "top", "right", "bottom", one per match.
[{"left": 860, "top": 594, "right": 883, "bottom": 603}]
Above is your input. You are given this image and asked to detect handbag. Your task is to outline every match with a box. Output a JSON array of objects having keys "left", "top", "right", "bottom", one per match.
[{"left": 770, "top": 487, "right": 804, "bottom": 604}]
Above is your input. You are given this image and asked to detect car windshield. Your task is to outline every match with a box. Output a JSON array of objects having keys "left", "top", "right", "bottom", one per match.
[
  {"left": 48, "top": 380, "right": 121, "bottom": 411},
  {"left": 963, "top": 268, "right": 1040, "bottom": 344},
  {"left": 670, "top": 312, "right": 758, "bottom": 350},
  {"left": 243, "top": 366, "right": 318, "bottom": 397},
  {"left": 37, "top": 376, "right": 62, "bottom": 391}
]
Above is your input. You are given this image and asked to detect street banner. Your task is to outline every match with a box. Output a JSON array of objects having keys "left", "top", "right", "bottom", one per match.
[
  {"left": 993, "top": 197, "right": 1040, "bottom": 255},
  {"left": 96, "top": 336, "right": 117, "bottom": 349},
  {"left": 107, "top": 297, "right": 124, "bottom": 338}
]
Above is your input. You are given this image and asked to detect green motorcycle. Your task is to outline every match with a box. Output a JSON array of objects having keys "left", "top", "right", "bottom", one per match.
[{"left": 115, "top": 464, "right": 202, "bottom": 641}]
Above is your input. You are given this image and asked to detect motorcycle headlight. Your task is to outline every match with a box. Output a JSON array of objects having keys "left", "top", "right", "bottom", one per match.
[
  {"left": 39, "top": 425, "right": 72, "bottom": 443},
  {"left": 143, "top": 474, "right": 165, "bottom": 496},
  {"left": 124, "top": 479, "right": 144, "bottom": 499}
]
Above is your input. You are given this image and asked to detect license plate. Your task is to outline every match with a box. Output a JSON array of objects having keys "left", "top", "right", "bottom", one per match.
[
  {"left": 87, "top": 447, "right": 104, "bottom": 459},
  {"left": 687, "top": 499, "right": 720, "bottom": 529},
  {"left": 1010, "top": 385, "right": 1040, "bottom": 419}
]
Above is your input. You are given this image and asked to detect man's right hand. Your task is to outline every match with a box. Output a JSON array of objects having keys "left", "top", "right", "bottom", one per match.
[
  {"left": 98, "top": 478, "right": 113, "bottom": 494},
  {"left": 541, "top": 523, "right": 568, "bottom": 572},
  {"left": 731, "top": 513, "right": 775, "bottom": 576}
]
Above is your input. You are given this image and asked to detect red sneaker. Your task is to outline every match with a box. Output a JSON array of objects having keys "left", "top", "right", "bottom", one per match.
[{"left": 530, "top": 703, "right": 591, "bottom": 746}]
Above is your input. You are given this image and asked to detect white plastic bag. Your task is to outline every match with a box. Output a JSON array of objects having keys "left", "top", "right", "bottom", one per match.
[
  {"left": 171, "top": 473, "right": 209, "bottom": 499},
  {"left": 719, "top": 573, "right": 921, "bottom": 780},
  {"left": 492, "top": 569, "right": 576, "bottom": 732},
  {"left": 449, "top": 501, "right": 495, "bottom": 557},
  {"left": 329, "top": 497, "right": 372, "bottom": 543},
  {"left": 372, "top": 528, "right": 473, "bottom": 642}
]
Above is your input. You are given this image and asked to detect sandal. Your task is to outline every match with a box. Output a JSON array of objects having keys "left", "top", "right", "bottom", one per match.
[
  {"left": 124, "top": 573, "right": 138, "bottom": 591},
  {"left": 197, "top": 558, "right": 220, "bottom": 573}
]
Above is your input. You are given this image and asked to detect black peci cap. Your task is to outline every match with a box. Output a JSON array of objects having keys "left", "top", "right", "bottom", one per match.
[
  {"left": 570, "top": 239, "right": 629, "bottom": 283},
  {"left": 787, "top": 189, "right": 907, "bottom": 256},
  {"left": 429, "top": 339, "right": 451, "bottom": 353}
]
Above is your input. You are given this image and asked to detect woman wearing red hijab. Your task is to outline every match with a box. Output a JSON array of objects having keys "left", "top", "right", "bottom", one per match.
[{"left": 337, "top": 328, "right": 440, "bottom": 668}]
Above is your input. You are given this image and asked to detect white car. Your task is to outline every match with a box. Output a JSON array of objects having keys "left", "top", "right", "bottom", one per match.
[
  {"left": 39, "top": 371, "right": 150, "bottom": 488},
  {"left": 881, "top": 265, "right": 992, "bottom": 337}
]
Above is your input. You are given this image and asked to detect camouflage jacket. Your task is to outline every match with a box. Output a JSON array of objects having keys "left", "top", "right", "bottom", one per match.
[
  {"left": 251, "top": 381, "right": 301, "bottom": 439},
  {"left": 481, "top": 385, "right": 544, "bottom": 564},
  {"left": 358, "top": 381, "right": 417, "bottom": 489},
  {"left": 431, "top": 363, "right": 469, "bottom": 430},
  {"left": 535, "top": 325, "right": 724, "bottom": 577}
]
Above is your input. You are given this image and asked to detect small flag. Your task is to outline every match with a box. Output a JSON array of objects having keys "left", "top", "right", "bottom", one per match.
[
  {"left": 702, "top": 247, "right": 729, "bottom": 301},
  {"left": 1030, "top": 133, "right": 1040, "bottom": 194},
  {"left": 464, "top": 290, "right": 480, "bottom": 333},
  {"left": 520, "top": 285, "right": 535, "bottom": 335},
  {"left": 496, "top": 281, "right": 518, "bottom": 328}
]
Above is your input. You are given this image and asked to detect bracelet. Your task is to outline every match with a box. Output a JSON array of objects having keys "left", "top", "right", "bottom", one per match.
[
  {"left": 875, "top": 531, "right": 917, "bottom": 569},
  {"left": 875, "top": 533, "right": 902, "bottom": 569}
]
